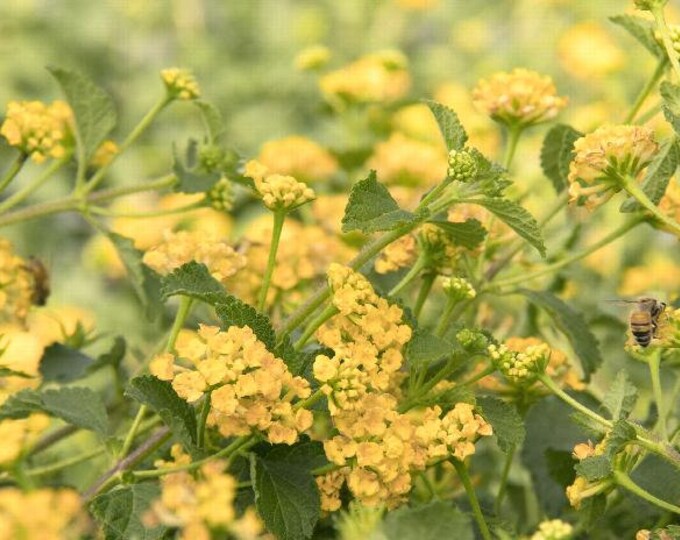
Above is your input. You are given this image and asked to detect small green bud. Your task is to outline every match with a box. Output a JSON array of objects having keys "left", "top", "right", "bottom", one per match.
[
  {"left": 456, "top": 328, "right": 489, "bottom": 351},
  {"left": 487, "top": 342, "right": 549, "bottom": 386},
  {"left": 206, "top": 177, "right": 234, "bottom": 211},
  {"left": 442, "top": 276, "right": 476, "bottom": 302},
  {"left": 447, "top": 149, "right": 478, "bottom": 182}
]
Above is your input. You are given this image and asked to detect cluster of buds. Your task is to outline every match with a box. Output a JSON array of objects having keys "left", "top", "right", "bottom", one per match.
[
  {"left": 418, "top": 224, "right": 460, "bottom": 274},
  {"left": 1, "top": 100, "right": 73, "bottom": 163},
  {"left": 568, "top": 125, "right": 659, "bottom": 210},
  {"left": 151, "top": 325, "right": 313, "bottom": 445},
  {"left": 145, "top": 445, "right": 263, "bottom": 539},
  {"left": 441, "top": 276, "right": 476, "bottom": 302},
  {"left": 244, "top": 159, "right": 315, "bottom": 211},
  {"left": 206, "top": 178, "right": 235, "bottom": 212},
  {"left": 456, "top": 328, "right": 489, "bottom": 352},
  {"left": 635, "top": 0, "right": 669, "bottom": 11},
  {"left": 447, "top": 149, "right": 478, "bottom": 182},
  {"left": 528, "top": 519, "right": 574, "bottom": 540},
  {"left": 257, "top": 136, "right": 338, "bottom": 183},
  {"left": 472, "top": 68, "right": 568, "bottom": 128},
  {"left": 160, "top": 68, "right": 201, "bottom": 100},
  {"left": 142, "top": 230, "right": 246, "bottom": 285},
  {"left": 0, "top": 239, "right": 36, "bottom": 325},
  {"left": 487, "top": 341, "right": 549, "bottom": 386},
  {"left": 636, "top": 527, "right": 680, "bottom": 540}
]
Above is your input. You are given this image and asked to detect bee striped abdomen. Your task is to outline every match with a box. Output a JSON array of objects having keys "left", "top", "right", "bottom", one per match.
[{"left": 629, "top": 312, "right": 653, "bottom": 347}]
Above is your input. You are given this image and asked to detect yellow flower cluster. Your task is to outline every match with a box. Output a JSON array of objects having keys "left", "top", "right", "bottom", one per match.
[
  {"left": 0, "top": 414, "right": 50, "bottom": 465},
  {"left": 0, "top": 100, "right": 73, "bottom": 163},
  {"left": 160, "top": 68, "right": 201, "bottom": 100},
  {"left": 655, "top": 25, "right": 680, "bottom": 54},
  {"left": 472, "top": 68, "right": 568, "bottom": 127},
  {"left": 558, "top": 23, "right": 624, "bottom": 79},
  {"left": 0, "top": 488, "right": 85, "bottom": 540},
  {"left": 151, "top": 325, "right": 313, "bottom": 445},
  {"left": 374, "top": 235, "right": 417, "bottom": 274},
  {"left": 529, "top": 519, "right": 574, "bottom": 540},
  {"left": 366, "top": 133, "right": 448, "bottom": 188},
  {"left": 487, "top": 339, "right": 549, "bottom": 386},
  {"left": 414, "top": 403, "right": 493, "bottom": 461},
  {"left": 0, "top": 239, "right": 34, "bottom": 325},
  {"left": 142, "top": 230, "right": 246, "bottom": 285},
  {"left": 257, "top": 136, "right": 338, "bottom": 183},
  {"left": 319, "top": 50, "right": 411, "bottom": 104},
  {"left": 294, "top": 45, "right": 331, "bottom": 71},
  {"left": 244, "top": 160, "right": 315, "bottom": 210},
  {"left": 146, "top": 445, "right": 263, "bottom": 540},
  {"left": 568, "top": 125, "right": 659, "bottom": 210}
]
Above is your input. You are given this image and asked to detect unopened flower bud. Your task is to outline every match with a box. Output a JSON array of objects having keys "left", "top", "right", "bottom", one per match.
[
  {"left": 530, "top": 519, "right": 574, "bottom": 540},
  {"left": 441, "top": 276, "right": 476, "bottom": 302},
  {"left": 206, "top": 178, "right": 234, "bottom": 211},
  {"left": 161, "top": 68, "right": 200, "bottom": 100},
  {"left": 447, "top": 149, "right": 478, "bottom": 182},
  {"left": 456, "top": 328, "right": 489, "bottom": 351}
]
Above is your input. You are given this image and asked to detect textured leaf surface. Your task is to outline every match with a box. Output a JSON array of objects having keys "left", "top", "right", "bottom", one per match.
[
  {"left": 39, "top": 343, "right": 94, "bottom": 383},
  {"left": 160, "top": 261, "right": 225, "bottom": 301},
  {"left": 406, "top": 329, "right": 452, "bottom": 367},
  {"left": 382, "top": 501, "right": 474, "bottom": 540},
  {"left": 424, "top": 100, "right": 468, "bottom": 151},
  {"left": 575, "top": 455, "right": 612, "bottom": 481},
  {"left": 215, "top": 296, "right": 276, "bottom": 350},
  {"left": 661, "top": 82, "right": 680, "bottom": 136},
  {"left": 430, "top": 218, "right": 487, "bottom": 250},
  {"left": 476, "top": 396, "right": 525, "bottom": 453},
  {"left": 602, "top": 370, "right": 638, "bottom": 420},
  {"left": 540, "top": 124, "right": 582, "bottom": 193}
]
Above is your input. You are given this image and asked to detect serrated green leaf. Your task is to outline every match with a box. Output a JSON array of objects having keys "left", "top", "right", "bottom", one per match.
[
  {"left": 575, "top": 454, "right": 612, "bottom": 481},
  {"left": 107, "top": 232, "right": 163, "bottom": 320},
  {"left": 610, "top": 15, "right": 665, "bottom": 59},
  {"left": 545, "top": 448, "right": 577, "bottom": 488},
  {"left": 406, "top": 329, "right": 452, "bottom": 367},
  {"left": 160, "top": 261, "right": 225, "bottom": 301},
  {"left": 126, "top": 376, "right": 197, "bottom": 447},
  {"left": 39, "top": 343, "right": 94, "bottom": 383},
  {"left": 465, "top": 198, "right": 546, "bottom": 257},
  {"left": 629, "top": 454, "right": 680, "bottom": 512},
  {"left": 621, "top": 140, "right": 679, "bottom": 212},
  {"left": 540, "top": 124, "right": 582, "bottom": 193},
  {"left": 520, "top": 289, "right": 602, "bottom": 381},
  {"left": 173, "top": 139, "right": 221, "bottom": 193},
  {"left": 579, "top": 493, "right": 608, "bottom": 532},
  {"left": 661, "top": 82, "right": 680, "bottom": 136},
  {"left": 341, "top": 171, "right": 416, "bottom": 234},
  {"left": 382, "top": 501, "right": 473, "bottom": 540},
  {"left": 607, "top": 419, "right": 637, "bottom": 456},
  {"left": 430, "top": 218, "right": 487, "bottom": 250},
  {"left": 194, "top": 100, "right": 225, "bottom": 143},
  {"left": 476, "top": 396, "right": 525, "bottom": 453},
  {"left": 602, "top": 370, "right": 638, "bottom": 420},
  {"left": 424, "top": 100, "right": 468, "bottom": 151},
  {"left": 47, "top": 66, "right": 116, "bottom": 164},
  {"left": 90, "top": 484, "right": 167, "bottom": 540},
  {"left": 0, "top": 387, "right": 108, "bottom": 435},
  {"left": 274, "top": 336, "right": 305, "bottom": 376},
  {"left": 252, "top": 444, "right": 321, "bottom": 540},
  {"left": 215, "top": 296, "right": 276, "bottom": 350}
]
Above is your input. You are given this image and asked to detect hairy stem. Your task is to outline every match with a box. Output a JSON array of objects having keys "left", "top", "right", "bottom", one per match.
[
  {"left": 451, "top": 458, "right": 492, "bottom": 540},
  {"left": 495, "top": 445, "right": 515, "bottom": 514},
  {"left": 413, "top": 272, "right": 436, "bottom": 320},
  {"left": 258, "top": 209, "right": 286, "bottom": 312},
  {"left": 0, "top": 158, "right": 67, "bottom": 214},
  {"left": 538, "top": 374, "right": 613, "bottom": 429},
  {"left": 0, "top": 153, "right": 27, "bottom": 194},
  {"left": 647, "top": 350, "right": 668, "bottom": 441},
  {"left": 621, "top": 176, "right": 680, "bottom": 237},
  {"left": 389, "top": 253, "right": 427, "bottom": 297},
  {"left": 614, "top": 470, "right": 680, "bottom": 514}
]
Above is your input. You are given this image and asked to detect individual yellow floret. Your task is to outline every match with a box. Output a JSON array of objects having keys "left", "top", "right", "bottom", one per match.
[{"left": 160, "top": 68, "right": 201, "bottom": 100}]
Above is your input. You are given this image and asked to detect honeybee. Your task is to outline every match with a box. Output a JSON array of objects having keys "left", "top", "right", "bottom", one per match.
[
  {"left": 24, "top": 257, "right": 50, "bottom": 306},
  {"left": 624, "top": 297, "right": 666, "bottom": 348}
]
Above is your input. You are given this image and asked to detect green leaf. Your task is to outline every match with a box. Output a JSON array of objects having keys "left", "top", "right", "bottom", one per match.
[
  {"left": 341, "top": 171, "right": 416, "bottom": 234},
  {"left": 274, "top": 336, "right": 305, "bottom": 376},
  {"left": 621, "top": 140, "right": 679, "bottom": 212},
  {"left": 194, "top": 100, "right": 225, "bottom": 143},
  {"left": 607, "top": 419, "right": 637, "bottom": 456},
  {"left": 424, "top": 100, "right": 468, "bottom": 151},
  {"left": 610, "top": 15, "right": 665, "bottom": 59},
  {"left": 47, "top": 66, "right": 116, "bottom": 164},
  {"left": 39, "top": 343, "right": 94, "bottom": 383},
  {"left": 215, "top": 296, "right": 276, "bottom": 350},
  {"left": 429, "top": 218, "right": 487, "bottom": 250},
  {"left": 602, "top": 370, "right": 638, "bottom": 420},
  {"left": 661, "top": 82, "right": 680, "bottom": 136},
  {"left": 160, "top": 261, "right": 225, "bottom": 302},
  {"left": 382, "top": 501, "right": 474, "bottom": 540},
  {"left": 629, "top": 454, "right": 680, "bottom": 512},
  {"left": 476, "top": 396, "right": 525, "bottom": 453},
  {"left": 406, "top": 329, "right": 452, "bottom": 367},
  {"left": 90, "top": 484, "right": 167, "bottom": 540},
  {"left": 0, "top": 387, "right": 108, "bottom": 436},
  {"left": 0, "top": 366, "right": 34, "bottom": 378},
  {"left": 126, "top": 376, "right": 197, "bottom": 447},
  {"left": 540, "top": 124, "right": 582, "bottom": 193},
  {"left": 466, "top": 198, "right": 546, "bottom": 257},
  {"left": 578, "top": 493, "right": 607, "bottom": 532},
  {"left": 252, "top": 444, "right": 321, "bottom": 540},
  {"left": 107, "top": 232, "right": 163, "bottom": 320},
  {"left": 520, "top": 289, "right": 602, "bottom": 381},
  {"left": 575, "top": 455, "right": 612, "bottom": 481},
  {"left": 89, "top": 336, "right": 126, "bottom": 373},
  {"left": 173, "top": 139, "right": 221, "bottom": 193}
]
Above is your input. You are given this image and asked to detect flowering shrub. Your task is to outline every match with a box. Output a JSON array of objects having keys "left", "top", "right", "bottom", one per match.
[{"left": 1, "top": 2, "right": 680, "bottom": 539}]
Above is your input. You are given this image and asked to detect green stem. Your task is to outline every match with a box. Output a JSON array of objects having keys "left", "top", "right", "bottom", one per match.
[
  {"left": 88, "top": 200, "right": 204, "bottom": 218},
  {"left": 311, "top": 462, "right": 339, "bottom": 476},
  {"left": 258, "top": 209, "right": 286, "bottom": 312},
  {"left": 0, "top": 158, "right": 67, "bottom": 214},
  {"left": 435, "top": 297, "right": 457, "bottom": 337},
  {"left": 538, "top": 374, "right": 612, "bottom": 429},
  {"left": 294, "top": 304, "right": 338, "bottom": 352},
  {"left": 489, "top": 217, "right": 643, "bottom": 290},
  {"left": 621, "top": 175, "right": 680, "bottom": 237},
  {"left": 451, "top": 459, "right": 492, "bottom": 540},
  {"left": 197, "top": 392, "right": 212, "bottom": 448},
  {"left": 389, "top": 254, "right": 427, "bottom": 297},
  {"left": 651, "top": 5, "right": 680, "bottom": 82},
  {"left": 614, "top": 470, "right": 680, "bottom": 514},
  {"left": 166, "top": 296, "right": 194, "bottom": 353},
  {"left": 399, "top": 357, "right": 458, "bottom": 412},
  {"left": 495, "top": 445, "right": 515, "bottom": 514},
  {"left": 503, "top": 125, "right": 523, "bottom": 170},
  {"left": 647, "top": 350, "right": 668, "bottom": 441},
  {"left": 295, "top": 388, "right": 325, "bottom": 410},
  {"left": 0, "top": 174, "right": 177, "bottom": 228},
  {"left": 413, "top": 272, "right": 436, "bottom": 320},
  {"left": 120, "top": 405, "right": 148, "bottom": 458},
  {"left": 0, "top": 153, "right": 27, "bottom": 194},
  {"left": 82, "top": 95, "right": 172, "bottom": 195},
  {"left": 625, "top": 60, "right": 668, "bottom": 124},
  {"left": 27, "top": 447, "right": 105, "bottom": 477}
]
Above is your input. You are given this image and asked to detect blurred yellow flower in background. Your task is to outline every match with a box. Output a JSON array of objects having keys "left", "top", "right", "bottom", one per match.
[
  {"left": 257, "top": 135, "right": 338, "bottom": 183},
  {"left": 558, "top": 22, "right": 625, "bottom": 79}
]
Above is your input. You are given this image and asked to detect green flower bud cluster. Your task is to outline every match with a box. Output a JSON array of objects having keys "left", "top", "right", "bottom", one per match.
[
  {"left": 447, "top": 149, "right": 478, "bottom": 183},
  {"left": 442, "top": 276, "right": 476, "bottom": 302},
  {"left": 456, "top": 328, "right": 489, "bottom": 352},
  {"left": 199, "top": 145, "right": 239, "bottom": 174},
  {"left": 487, "top": 342, "right": 548, "bottom": 386},
  {"left": 206, "top": 178, "right": 235, "bottom": 211}
]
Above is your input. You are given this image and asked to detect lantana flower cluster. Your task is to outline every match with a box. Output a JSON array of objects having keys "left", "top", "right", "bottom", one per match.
[
  {"left": 528, "top": 519, "right": 574, "bottom": 540},
  {"left": 487, "top": 339, "right": 551, "bottom": 386},
  {"left": 160, "top": 68, "right": 201, "bottom": 100},
  {"left": 244, "top": 159, "right": 315, "bottom": 210},
  {"left": 145, "top": 445, "right": 263, "bottom": 540},
  {"left": 0, "top": 238, "right": 35, "bottom": 325},
  {"left": 151, "top": 324, "right": 313, "bottom": 445},
  {"left": 0, "top": 100, "right": 73, "bottom": 163}
]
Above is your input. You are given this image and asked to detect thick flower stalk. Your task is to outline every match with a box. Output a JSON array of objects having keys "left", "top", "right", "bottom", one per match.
[
  {"left": 150, "top": 324, "right": 313, "bottom": 445},
  {"left": 244, "top": 159, "right": 315, "bottom": 211},
  {"left": 142, "top": 230, "right": 246, "bottom": 286},
  {"left": 160, "top": 68, "right": 201, "bottom": 100},
  {"left": 567, "top": 125, "right": 659, "bottom": 210},
  {"left": 472, "top": 68, "right": 568, "bottom": 128}
]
